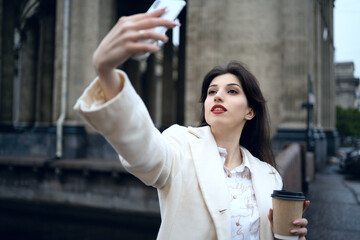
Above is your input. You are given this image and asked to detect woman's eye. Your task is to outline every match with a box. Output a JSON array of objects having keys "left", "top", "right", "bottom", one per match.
[
  {"left": 208, "top": 90, "right": 216, "bottom": 95},
  {"left": 228, "top": 89, "right": 238, "bottom": 94}
]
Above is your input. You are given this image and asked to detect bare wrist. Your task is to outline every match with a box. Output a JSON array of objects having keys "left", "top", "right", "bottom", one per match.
[
  {"left": 97, "top": 69, "right": 124, "bottom": 101},
  {"left": 93, "top": 53, "right": 110, "bottom": 76}
]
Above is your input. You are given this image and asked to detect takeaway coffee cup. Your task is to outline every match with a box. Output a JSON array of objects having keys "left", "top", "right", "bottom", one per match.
[{"left": 271, "top": 190, "right": 305, "bottom": 240}]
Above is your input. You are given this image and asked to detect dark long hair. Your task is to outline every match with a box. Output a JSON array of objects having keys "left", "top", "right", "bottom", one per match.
[{"left": 199, "top": 61, "right": 276, "bottom": 168}]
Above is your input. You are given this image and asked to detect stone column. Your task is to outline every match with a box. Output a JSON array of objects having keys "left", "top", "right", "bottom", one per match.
[
  {"left": 320, "top": 0, "right": 335, "bottom": 130},
  {"left": 313, "top": 0, "right": 322, "bottom": 127},
  {"left": 161, "top": 30, "right": 174, "bottom": 128},
  {"left": 0, "top": 0, "right": 15, "bottom": 124},
  {"left": 35, "top": 13, "right": 55, "bottom": 124},
  {"left": 314, "top": 0, "right": 336, "bottom": 131},
  {"left": 321, "top": 0, "right": 338, "bottom": 156},
  {"left": 278, "top": 0, "right": 310, "bottom": 129},
  {"left": 328, "top": 2, "right": 335, "bottom": 129},
  {"left": 53, "top": 0, "right": 117, "bottom": 125},
  {"left": 18, "top": 19, "right": 38, "bottom": 124},
  {"left": 271, "top": 0, "right": 320, "bottom": 153},
  {"left": 185, "top": 0, "right": 284, "bottom": 131},
  {"left": 142, "top": 55, "right": 157, "bottom": 121},
  {"left": 0, "top": 0, "right": 2, "bottom": 111},
  {"left": 176, "top": 11, "right": 186, "bottom": 125},
  {"left": 185, "top": 0, "right": 224, "bottom": 126},
  {"left": 320, "top": 4, "right": 327, "bottom": 130}
]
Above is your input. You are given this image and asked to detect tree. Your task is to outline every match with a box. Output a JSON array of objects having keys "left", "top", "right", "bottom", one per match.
[{"left": 336, "top": 106, "right": 360, "bottom": 137}]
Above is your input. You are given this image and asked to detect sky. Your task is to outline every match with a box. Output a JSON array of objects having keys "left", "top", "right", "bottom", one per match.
[{"left": 334, "top": 0, "right": 360, "bottom": 77}]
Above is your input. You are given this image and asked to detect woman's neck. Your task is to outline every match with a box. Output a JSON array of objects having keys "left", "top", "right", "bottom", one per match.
[{"left": 211, "top": 127, "right": 243, "bottom": 171}]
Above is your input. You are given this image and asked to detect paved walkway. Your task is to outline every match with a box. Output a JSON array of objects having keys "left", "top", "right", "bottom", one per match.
[{"left": 304, "top": 163, "right": 360, "bottom": 239}]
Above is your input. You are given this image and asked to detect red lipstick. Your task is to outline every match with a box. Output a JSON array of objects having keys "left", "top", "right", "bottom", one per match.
[{"left": 211, "top": 104, "right": 227, "bottom": 114}]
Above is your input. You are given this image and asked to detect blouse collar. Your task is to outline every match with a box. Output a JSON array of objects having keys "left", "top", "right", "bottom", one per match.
[{"left": 217, "top": 146, "right": 252, "bottom": 173}]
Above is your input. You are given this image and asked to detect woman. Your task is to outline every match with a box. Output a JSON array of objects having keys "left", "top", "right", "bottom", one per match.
[{"left": 74, "top": 8, "right": 309, "bottom": 240}]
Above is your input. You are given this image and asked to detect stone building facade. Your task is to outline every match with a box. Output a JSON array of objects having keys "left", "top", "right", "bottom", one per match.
[{"left": 1, "top": 0, "right": 336, "bottom": 158}]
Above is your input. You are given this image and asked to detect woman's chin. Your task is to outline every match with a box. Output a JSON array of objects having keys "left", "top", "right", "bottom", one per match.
[{"left": 208, "top": 120, "right": 231, "bottom": 129}]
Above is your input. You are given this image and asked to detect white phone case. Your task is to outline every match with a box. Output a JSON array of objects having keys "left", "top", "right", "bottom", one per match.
[{"left": 132, "top": 0, "right": 186, "bottom": 61}]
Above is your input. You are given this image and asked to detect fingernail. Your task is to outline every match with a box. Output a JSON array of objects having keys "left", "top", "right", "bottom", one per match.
[
  {"left": 172, "top": 22, "right": 180, "bottom": 27},
  {"left": 293, "top": 220, "right": 301, "bottom": 225},
  {"left": 290, "top": 229, "right": 298, "bottom": 234}
]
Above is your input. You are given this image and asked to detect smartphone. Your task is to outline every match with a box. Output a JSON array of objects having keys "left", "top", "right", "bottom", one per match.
[{"left": 132, "top": 0, "right": 186, "bottom": 61}]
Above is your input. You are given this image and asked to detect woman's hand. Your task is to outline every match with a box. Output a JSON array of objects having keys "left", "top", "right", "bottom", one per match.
[
  {"left": 268, "top": 200, "right": 310, "bottom": 240},
  {"left": 92, "top": 7, "right": 179, "bottom": 100}
]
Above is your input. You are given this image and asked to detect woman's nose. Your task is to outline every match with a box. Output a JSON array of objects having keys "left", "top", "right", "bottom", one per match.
[{"left": 214, "top": 91, "right": 223, "bottom": 102}]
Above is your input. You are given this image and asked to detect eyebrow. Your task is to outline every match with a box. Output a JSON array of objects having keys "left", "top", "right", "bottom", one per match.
[{"left": 208, "top": 83, "right": 242, "bottom": 88}]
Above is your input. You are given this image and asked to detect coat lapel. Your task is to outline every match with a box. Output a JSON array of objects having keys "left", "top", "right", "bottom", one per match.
[
  {"left": 242, "top": 147, "right": 282, "bottom": 240},
  {"left": 187, "top": 126, "right": 231, "bottom": 239}
]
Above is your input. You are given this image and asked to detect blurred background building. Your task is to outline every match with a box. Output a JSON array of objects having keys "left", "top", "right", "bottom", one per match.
[
  {"left": 335, "top": 62, "right": 360, "bottom": 109},
  {"left": 0, "top": 0, "right": 337, "bottom": 239}
]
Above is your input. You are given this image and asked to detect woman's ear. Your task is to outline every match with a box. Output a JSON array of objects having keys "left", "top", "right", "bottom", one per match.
[{"left": 245, "top": 108, "right": 255, "bottom": 120}]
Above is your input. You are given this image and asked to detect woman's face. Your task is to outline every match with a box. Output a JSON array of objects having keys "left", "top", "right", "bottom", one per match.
[{"left": 204, "top": 73, "right": 254, "bottom": 131}]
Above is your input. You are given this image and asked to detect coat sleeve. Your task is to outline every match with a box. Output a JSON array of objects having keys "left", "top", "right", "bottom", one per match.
[{"left": 73, "top": 70, "right": 184, "bottom": 188}]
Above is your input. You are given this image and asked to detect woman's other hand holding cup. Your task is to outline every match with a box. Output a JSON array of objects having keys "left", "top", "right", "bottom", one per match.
[
  {"left": 289, "top": 200, "right": 310, "bottom": 240},
  {"left": 268, "top": 194, "right": 310, "bottom": 240}
]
